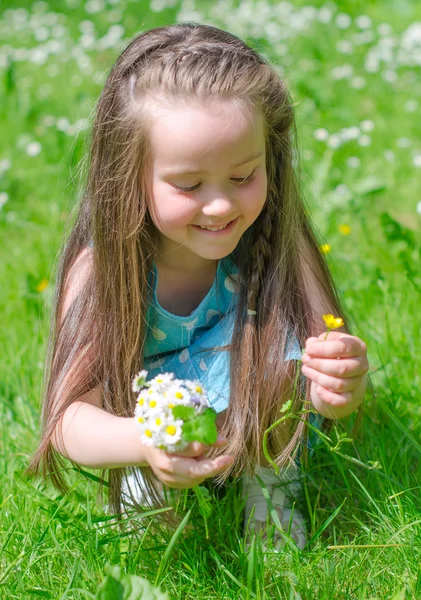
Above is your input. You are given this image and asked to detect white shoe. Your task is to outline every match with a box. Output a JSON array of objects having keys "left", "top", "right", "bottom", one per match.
[
  {"left": 121, "top": 470, "right": 181, "bottom": 509},
  {"left": 242, "top": 465, "right": 307, "bottom": 550}
]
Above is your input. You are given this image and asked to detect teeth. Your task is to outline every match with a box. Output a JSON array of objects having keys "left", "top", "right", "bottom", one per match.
[{"left": 199, "top": 223, "right": 229, "bottom": 231}]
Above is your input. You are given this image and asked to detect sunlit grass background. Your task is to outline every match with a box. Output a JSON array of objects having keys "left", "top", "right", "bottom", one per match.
[{"left": 1, "top": 0, "right": 421, "bottom": 598}]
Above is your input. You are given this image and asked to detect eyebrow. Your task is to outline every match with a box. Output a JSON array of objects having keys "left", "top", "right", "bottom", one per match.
[{"left": 161, "top": 151, "right": 264, "bottom": 176}]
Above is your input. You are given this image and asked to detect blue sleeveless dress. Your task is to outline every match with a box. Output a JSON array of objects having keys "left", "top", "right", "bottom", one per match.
[
  {"left": 87, "top": 241, "right": 322, "bottom": 448},
  {"left": 143, "top": 254, "right": 302, "bottom": 413}
]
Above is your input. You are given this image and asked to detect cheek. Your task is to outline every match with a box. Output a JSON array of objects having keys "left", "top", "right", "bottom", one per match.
[
  {"left": 150, "top": 182, "right": 195, "bottom": 229},
  {"left": 242, "top": 173, "right": 267, "bottom": 216}
]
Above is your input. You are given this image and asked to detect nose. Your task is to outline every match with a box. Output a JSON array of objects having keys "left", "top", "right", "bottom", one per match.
[{"left": 201, "top": 189, "right": 235, "bottom": 218}]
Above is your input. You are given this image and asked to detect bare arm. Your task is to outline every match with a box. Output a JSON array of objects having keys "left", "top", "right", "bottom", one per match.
[
  {"left": 52, "top": 393, "right": 233, "bottom": 484},
  {"left": 52, "top": 396, "right": 149, "bottom": 469}
]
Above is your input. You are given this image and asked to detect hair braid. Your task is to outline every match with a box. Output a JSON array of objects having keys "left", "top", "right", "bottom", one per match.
[{"left": 246, "top": 206, "right": 273, "bottom": 318}]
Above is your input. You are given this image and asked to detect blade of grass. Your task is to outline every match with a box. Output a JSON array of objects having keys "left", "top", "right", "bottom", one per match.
[
  {"left": 305, "top": 497, "right": 347, "bottom": 547},
  {"left": 209, "top": 546, "right": 256, "bottom": 599},
  {"left": 154, "top": 507, "right": 192, "bottom": 587},
  {"left": 246, "top": 535, "right": 255, "bottom": 600}
]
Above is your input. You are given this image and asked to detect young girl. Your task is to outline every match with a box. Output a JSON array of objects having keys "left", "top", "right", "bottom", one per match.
[{"left": 27, "top": 22, "right": 368, "bottom": 549}]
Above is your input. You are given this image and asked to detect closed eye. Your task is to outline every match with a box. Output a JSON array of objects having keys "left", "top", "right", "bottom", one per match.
[{"left": 173, "top": 169, "right": 257, "bottom": 194}]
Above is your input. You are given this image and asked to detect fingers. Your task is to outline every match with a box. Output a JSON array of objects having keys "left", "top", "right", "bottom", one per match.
[
  {"left": 168, "top": 435, "right": 229, "bottom": 458},
  {"left": 313, "top": 386, "right": 353, "bottom": 407},
  {"left": 305, "top": 335, "right": 367, "bottom": 359},
  {"left": 301, "top": 364, "right": 362, "bottom": 393},
  {"left": 150, "top": 449, "right": 234, "bottom": 489},
  {"left": 301, "top": 354, "right": 369, "bottom": 378}
]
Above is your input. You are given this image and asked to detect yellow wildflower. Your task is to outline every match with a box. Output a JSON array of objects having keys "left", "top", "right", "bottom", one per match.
[
  {"left": 339, "top": 224, "right": 351, "bottom": 235},
  {"left": 320, "top": 244, "right": 331, "bottom": 254},
  {"left": 36, "top": 278, "right": 49, "bottom": 292},
  {"left": 323, "top": 314, "right": 344, "bottom": 329}
]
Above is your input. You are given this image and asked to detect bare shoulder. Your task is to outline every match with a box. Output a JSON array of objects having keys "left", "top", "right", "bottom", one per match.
[{"left": 60, "top": 246, "right": 94, "bottom": 327}]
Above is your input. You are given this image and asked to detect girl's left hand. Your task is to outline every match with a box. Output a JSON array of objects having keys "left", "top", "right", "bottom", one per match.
[{"left": 301, "top": 332, "right": 368, "bottom": 412}]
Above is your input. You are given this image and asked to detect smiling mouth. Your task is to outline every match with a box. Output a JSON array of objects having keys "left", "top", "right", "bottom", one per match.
[{"left": 197, "top": 222, "right": 230, "bottom": 231}]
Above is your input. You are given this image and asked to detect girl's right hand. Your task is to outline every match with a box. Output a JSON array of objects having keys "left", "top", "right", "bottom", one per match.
[{"left": 143, "top": 437, "right": 234, "bottom": 489}]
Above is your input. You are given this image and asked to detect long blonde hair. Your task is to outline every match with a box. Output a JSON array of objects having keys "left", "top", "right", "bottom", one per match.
[{"left": 27, "top": 23, "right": 348, "bottom": 520}]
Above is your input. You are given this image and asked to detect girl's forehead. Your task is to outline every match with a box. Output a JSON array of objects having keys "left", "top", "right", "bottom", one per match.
[{"left": 148, "top": 98, "right": 266, "bottom": 170}]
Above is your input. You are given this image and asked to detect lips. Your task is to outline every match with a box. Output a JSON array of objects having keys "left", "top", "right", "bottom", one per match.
[{"left": 195, "top": 219, "right": 235, "bottom": 231}]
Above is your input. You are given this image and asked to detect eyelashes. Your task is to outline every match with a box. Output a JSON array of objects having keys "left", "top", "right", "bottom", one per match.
[{"left": 173, "top": 169, "right": 257, "bottom": 194}]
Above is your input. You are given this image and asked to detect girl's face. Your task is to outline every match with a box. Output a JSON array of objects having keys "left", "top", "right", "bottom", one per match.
[{"left": 146, "top": 98, "right": 267, "bottom": 269}]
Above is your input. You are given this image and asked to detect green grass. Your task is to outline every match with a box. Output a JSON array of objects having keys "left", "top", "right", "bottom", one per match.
[{"left": 1, "top": 0, "right": 421, "bottom": 597}]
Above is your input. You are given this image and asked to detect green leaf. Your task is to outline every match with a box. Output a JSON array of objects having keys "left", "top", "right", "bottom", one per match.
[
  {"left": 182, "top": 409, "right": 218, "bottom": 445},
  {"left": 171, "top": 405, "right": 196, "bottom": 420},
  {"left": 280, "top": 399, "right": 292, "bottom": 413},
  {"left": 96, "top": 565, "right": 171, "bottom": 600}
]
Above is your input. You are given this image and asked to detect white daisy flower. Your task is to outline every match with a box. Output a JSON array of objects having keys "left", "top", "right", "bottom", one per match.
[
  {"left": 135, "top": 392, "right": 149, "bottom": 414},
  {"left": 132, "top": 370, "right": 148, "bottom": 392},
  {"left": 149, "top": 372, "right": 174, "bottom": 389},
  {"left": 145, "top": 394, "right": 166, "bottom": 415},
  {"left": 167, "top": 385, "right": 191, "bottom": 406},
  {"left": 162, "top": 419, "right": 184, "bottom": 447},
  {"left": 138, "top": 422, "right": 156, "bottom": 447},
  {"left": 149, "top": 411, "right": 168, "bottom": 432}
]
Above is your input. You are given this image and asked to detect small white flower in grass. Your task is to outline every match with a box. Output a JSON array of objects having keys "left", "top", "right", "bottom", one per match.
[
  {"left": 358, "top": 135, "right": 372, "bottom": 147},
  {"left": 314, "top": 128, "right": 329, "bottom": 142},
  {"left": 336, "top": 13, "right": 352, "bottom": 30},
  {"left": 413, "top": 154, "right": 421, "bottom": 168},
  {"left": 377, "top": 23, "right": 392, "bottom": 36},
  {"left": 384, "top": 149, "right": 395, "bottom": 162},
  {"left": 132, "top": 369, "right": 148, "bottom": 392},
  {"left": 416, "top": 201, "right": 421, "bottom": 215},
  {"left": 396, "top": 137, "right": 411, "bottom": 148},
  {"left": 404, "top": 99, "right": 418, "bottom": 113},
  {"left": 356, "top": 15, "right": 372, "bottom": 30},
  {"left": 351, "top": 76, "right": 366, "bottom": 89},
  {"left": 0, "top": 193, "right": 8, "bottom": 210},
  {"left": 336, "top": 40, "right": 353, "bottom": 54},
  {"left": 328, "top": 134, "right": 341, "bottom": 149},
  {"left": 340, "top": 127, "right": 360, "bottom": 141},
  {"left": 26, "top": 142, "right": 41, "bottom": 156},
  {"left": 360, "top": 119, "right": 374, "bottom": 132},
  {"left": 347, "top": 156, "right": 361, "bottom": 168}
]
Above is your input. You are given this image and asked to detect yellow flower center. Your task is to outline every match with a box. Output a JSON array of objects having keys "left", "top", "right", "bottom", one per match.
[
  {"left": 195, "top": 386, "right": 202, "bottom": 393},
  {"left": 149, "top": 400, "right": 157, "bottom": 408},
  {"left": 168, "top": 403, "right": 175, "bottom": 408},
  {"left": 166, "top": 425, "right": 177, "bottom": 436},
  {"left": 175, "top": 392, "right": 183, "bottom": 399},
  {"left": 137, "top": 416, "right": 144, "bottom": 423},
  {"left": 156, "top": 378, "right": 162, "bottom": 383},
  {"left": 145, "top": 429, "right": 153, "bottom": 438},
  {"left": 155, "top": 418, "right": 162, "bottom": 426},
  {"left": 138, "top": 397, "right": 144, "bottom": 406},
  {"left": 148, "top": 389, "right": 153, "bottom": 395},
  {"left": 320, "top": 244, "right": 331, "bottom": 254}
]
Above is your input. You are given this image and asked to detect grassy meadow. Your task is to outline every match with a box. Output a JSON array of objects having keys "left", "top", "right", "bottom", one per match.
[{"left": 1, "top": 0, "right": 421, "bottom": 597}]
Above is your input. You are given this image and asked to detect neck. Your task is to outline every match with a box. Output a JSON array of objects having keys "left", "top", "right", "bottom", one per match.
[{"left": 154, "top": 247, "right": 218, "bottom": 276}]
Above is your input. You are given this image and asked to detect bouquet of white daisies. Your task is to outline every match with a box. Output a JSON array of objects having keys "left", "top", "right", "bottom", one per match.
[{"left": 132, "top": 370, "right": 218, "bottom": 453}]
